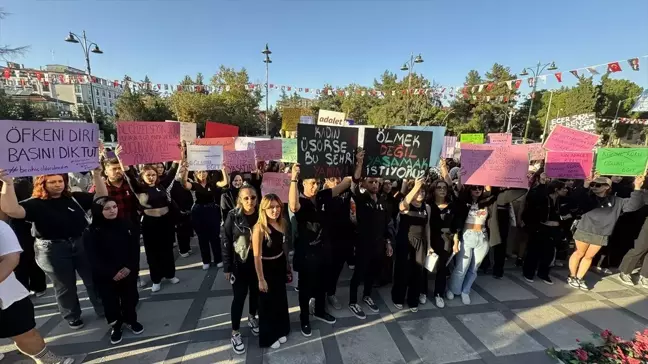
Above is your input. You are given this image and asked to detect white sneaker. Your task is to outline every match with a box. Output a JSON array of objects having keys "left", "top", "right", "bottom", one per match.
[
  {"left": 279, "top": 336, "right": 287, "bottom": 344},
  {"left": 169, "top": 277, "right": 180, "bottom": 284},
  {"left": 409, "top": 307, "right": 418, "bottom": 313},
  {"left": 180, "top": 252, "right": 190, "bottom": 258},
  {"left": 435, "top": 295, "right": 445, "bottom": 308},
  {"left": 270, "top": 340, "right": 280, "bottom": 349},
  {"left": 446, "top": 291, "right": 455, "bottom": 300},
  {"left": 217, "top": 262, "right": 224, "bottom": 268},
  {"left": 202, "top": 264, "right": 210, "bottom": 270},
  {"left": 151, "top": 283, "right": 161, "bottom": 292},
  {"left": 393, "top": 302, "right": 403, "bottom": 310},
  {"left": 231, "top": 332, "right": 245, "bottom": 354},
  {"left": 461, "top": 293, "right": 471, "bottom": 305},
  {"left": 419, "top": 294, "right": 427, "bottom": 305}
]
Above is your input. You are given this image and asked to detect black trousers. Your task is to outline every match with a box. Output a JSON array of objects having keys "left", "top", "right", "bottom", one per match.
[
  {"left": 142, "top": 214, "right": 176, "bottom": 284},
  {"left": 175, "top": 213, "right": 193, "bottom": 255},
  {"left": 230, "top": 259, "right": 259, "bottom": 331},
  {"left": 391, "top": 243, "right": 423, "bottom": 308},
  {"left": 492, "top": 207, "right": 510, "bottom": 277},
  {"left": 349, "top": 243, "right": 383, "bottom": 304},
  {"left": 298, "top": 250, "right": 328, "bottom": 323},
  {"left": 14, "top": 233, "right": 47, "bottom": 293},
  {"left": 326, "top": 237, "right": 352, "bottom": 296},
  {"left": 96, "top": 274, "right": 139, "bottom": 325},
  {"left": 619, "top": 218, "right": 648, "bottom": 277},
  {"left": 523, "top": 225, "right": 561, "bottom": 280},
  {"left": 191, "top": 204, "right": 222, "bottom": 265}
]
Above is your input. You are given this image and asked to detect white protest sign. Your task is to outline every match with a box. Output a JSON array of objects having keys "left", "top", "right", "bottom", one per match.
[
  {"left": 317, "top": 109, "right": 347, "bottom": 126},
  {"left": 166, "top": 120, "right": 197, "bottom": 143},
  {"left": 187, "top": 145, "right": 223, "bottom": 171},
  {"left": 300, "top": 116, "right": 314, "bottom": 124}
]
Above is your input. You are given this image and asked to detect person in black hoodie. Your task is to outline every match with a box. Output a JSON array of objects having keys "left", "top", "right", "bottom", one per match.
[
  {"left": 83, "top": 196, "right": 143, "bottom": 345},
  {"left": 221, "top": 172, "right": 244, "bottom": 223},
  {"left": 427, "top": 179, "right": 455, "bottom": 308}
]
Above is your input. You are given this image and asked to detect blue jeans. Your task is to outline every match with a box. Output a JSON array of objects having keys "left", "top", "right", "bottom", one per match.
[
  {"left": 34, "top": 237, "right": 103, "bottom": 321},
  {"left": 448, "top": 230, "right": 489, "bottom": 295}
]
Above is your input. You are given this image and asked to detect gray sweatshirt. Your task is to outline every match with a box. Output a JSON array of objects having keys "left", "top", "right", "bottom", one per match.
[{"left": 576, "top": 190, "right": 647, "bottom": 237}]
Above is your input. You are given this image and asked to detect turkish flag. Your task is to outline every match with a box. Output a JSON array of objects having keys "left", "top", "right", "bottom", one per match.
[
  {"left": 555, "top": 72, "right": 562, "bottom": 82},
  {"left": 486, "top": 83, "right": 494, "bottom": 91},
  {"left": 607, "top": 62, "right": 622, "bottom": 73},
  {"left": 3, "top": 68, "right": 10, "bottom": 79},
  {"left": 36, "top": 72, "right": 43, "bottom": 81},
  {"left": 514, "top": 79, "right": 522, "bottom": 89}
]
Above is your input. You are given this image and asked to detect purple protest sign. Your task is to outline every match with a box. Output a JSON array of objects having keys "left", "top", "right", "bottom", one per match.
[
  {"left": 224, "top": 149, "right": 256, "bottom": 172},
  {"left": 254, "top": 139, "right": 282, "bottom": 161},
  {"left": 442, "top": 136, "right": 457, "bottom": 158},
  {"left": 0, "top": 120, "right": 99, "bottom": 177}
]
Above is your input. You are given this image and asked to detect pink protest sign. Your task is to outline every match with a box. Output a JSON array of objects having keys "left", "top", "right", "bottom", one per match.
[
  {"left": 0, "top": 120, "right": 99, "bottom": 177},
  {"left": 526, "top": 143, "right": 545, "bottom": 161},
  {"left": 261, "top": 172, "right": 291, "bottom": 201},
  {"left": 460, "top": 144, "right": 529, "bottom": 188},
  {"left": 194, "top": 137, "right": 236, "bottom": 151},
  {"left": 545, "top": 151, "right": 593, "bottom": 179},
  {"left": 487, "top": 133, "right": 512, "bottom": 145},
  {"left": 224, "top": 149, "right": 255, "bottom": 172},
  {"left": 544, "top": 124, "right": 599, "bottom": 151},
  {"left": 117, "top": 122, "right": 181, "bottom": 165},
  {"left": 254, "top": 139, "right": 282, "bottom": 161},
  {"left": 442, "top": 136, "right": 457, "bottom": 158}
]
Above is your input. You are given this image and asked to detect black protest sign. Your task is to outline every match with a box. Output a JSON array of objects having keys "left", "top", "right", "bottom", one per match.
[
  {"left": 297, "top": 124, "right": 358, "bottom": 179},
  {"left": 363, "top": 128, "right": 433, "bottom": 179}
]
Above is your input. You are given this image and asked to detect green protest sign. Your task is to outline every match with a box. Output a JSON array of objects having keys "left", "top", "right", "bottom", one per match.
[
  {"left": 280, "top": 138, "right": 297, "bottom": 163},
  {"left": 460, "top": 133, "right": 484, "bottom": 144},
  {"left": 595, "top": 148, "right": 648, "bottom": 176}
]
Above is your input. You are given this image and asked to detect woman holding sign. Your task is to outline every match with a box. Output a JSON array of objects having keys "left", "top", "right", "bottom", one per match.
[
  {"left": 0, "top": 167, "right": 107, "bottom": 329},
  {"left": 114, "top": 145, "right": 180, "bottom": 293}
]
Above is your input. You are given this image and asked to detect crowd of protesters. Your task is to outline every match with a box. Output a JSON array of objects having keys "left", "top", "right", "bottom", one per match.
[{"left": 1, "top": 141, "right": 648, "bottom": 363}]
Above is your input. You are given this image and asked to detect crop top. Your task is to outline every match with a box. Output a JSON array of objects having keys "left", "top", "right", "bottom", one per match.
[{"left": 465, "top": 203, "right": 488, "bottom": 225}]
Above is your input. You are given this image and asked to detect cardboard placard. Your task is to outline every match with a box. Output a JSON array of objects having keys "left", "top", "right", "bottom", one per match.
[
  {"left": 187, "top": 145, "right": 223, "bottom": 171},
  {"left": 166, "top": 120, "right": 196, "bottom": 143},
  {"left": 297, "top": 124, "right": 357, "bottom": 179},
  {"left": 544, "top": 124, "right": 599, "bottom": 151},
  {"left": 595, "top": 148, "right": 648, "bottom": 176},
  {"left": 460, "top": 144, "right": 529, "bottom": 188},
  {"left": 281, "top": 139, "right": 297, "bottom": 163},
  {"left": 117, "top": 121, "right": 181, "bottom": 165},
  {"left": 317, "top": 109, "right": 347, "bottom": 126},
  {"left": 260, "top": 172, "right": 291, "bottom": 202},
  {"left": 193, "top": 137, "right": 236, "bottom": 151},
  {"left": 487, "top": 133, "right": 512, "bottom": 145},
  {"left": 363, "top": 128, "right": 433, "bottom": 179},
  {"left": 254, "top": 139, "right": 282, "bottom": 161},
  {"left": 393, "top": 125, "right": 446, "bottom": 167},
  {"left": 223, "top": 150, "right": 256, "bottom": 172},
  {"left": 545, "top": 151, "right": 594, "bottom": 179},
  {"left": 460, "top": 133, "right": 484, "bottom": 144},
  {"left": 205, "top": 121, "right": 239, "bottom": 138}
]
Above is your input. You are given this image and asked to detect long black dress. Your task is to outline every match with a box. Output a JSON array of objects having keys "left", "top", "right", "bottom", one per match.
[{"left": 258, "top": 224, "right": 291, "bottom": 348}]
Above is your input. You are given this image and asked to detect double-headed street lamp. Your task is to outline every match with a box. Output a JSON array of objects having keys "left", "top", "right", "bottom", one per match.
[
  {"left": 400, "top": 53, "right": 424, "bottom": 124},
  {"left": 263, "top": 44, "right": 272, "bottom": 136},
  {"left": 519, "top": 61, "right": 558, "bottom": 142},
  {"left": 65, "top": 31, "right": 103, "bottom": 124}
]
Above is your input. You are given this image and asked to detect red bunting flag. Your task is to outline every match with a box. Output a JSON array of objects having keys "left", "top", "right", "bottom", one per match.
[
  {"left": 35, "top": 72, "right": 42, "bottom": 81},
  {"left": 628, "top": 58, "right": 640, "bottom": 71},
  {"left": 514, "top": 79, "right": 522, "bottom": 89},
  {"left": 569, "top": 70, "right": 579, "bottom": 78},
  {"left": 486, "top": 82, "right": 494, "bottom": 91},
  {"left": 3, "top": 68, "right": 10, "bottom": 79},
  {"left": 607, "top": 62, "right": 622, "bottom": 73},
  {"left": 555, "top": 72, "right": 562, "bottom": 82}
]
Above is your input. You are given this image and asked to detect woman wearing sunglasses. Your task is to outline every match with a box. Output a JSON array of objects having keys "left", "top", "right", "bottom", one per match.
[
  {"left": 567, "top": 175, "right": 646, "bottom": 291},
  {"left": 221, "top": 184, "right": 260, "bottom": 355}
]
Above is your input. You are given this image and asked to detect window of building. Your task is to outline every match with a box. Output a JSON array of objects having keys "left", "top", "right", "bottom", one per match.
[
  {"left": 76, "top": 95, "right": 83, "bottom": 103},
  {"left": 42, "top": 83, "right": 50, "bottom": 92},
  {"left": 102, "top": 90, "right": 106, "bottom": 97},
  {"left": 103, "top": 99, "right": 106, "bottom": 106},
  {"left": 74, "top": 85, "right": 81, "bottom": 93},
  {"left": 95, "top": 89, "right": 99, "bottom": 96}
]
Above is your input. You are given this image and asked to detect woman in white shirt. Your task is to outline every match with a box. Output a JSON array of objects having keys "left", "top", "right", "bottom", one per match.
[{"left": 0, "top": 220, "right": 73, "bottom": 364}]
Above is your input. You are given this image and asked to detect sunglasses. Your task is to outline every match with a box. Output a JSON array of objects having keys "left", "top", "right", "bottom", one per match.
[
  {"left": 242, "top": 196, "right": 257, "bottom": 201},
  {"left": 435, "top": 185, "right": 448, "bottom": 190},
  {"left": 469, "top": 186, "right": 484, "bottom": 191},
  {"left": 589, "top": 183, "right": 608, "bottom": 188}
]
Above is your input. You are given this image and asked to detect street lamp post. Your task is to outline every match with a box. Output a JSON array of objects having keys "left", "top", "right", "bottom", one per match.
[
  {"left": 519, "top": 61, "right": 558, "bottom": 143},
  {"left": 65, "top": 31, "right": 103, "bottom": 124},
  {"left": 541, "top": 89, "right": 555, "bottom": 142},
  {"left": 262, "top": 44, "right": 272, "bottom": 136},
  {"left": 400, "top": 53, "right": 424, "bottom": 124}
]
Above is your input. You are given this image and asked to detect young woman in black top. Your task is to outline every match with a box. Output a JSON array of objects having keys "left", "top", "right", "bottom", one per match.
[
  {"left": 252, "top": 194, "right": 291, "bottom": 349},
  {"left": 115, "top": 145, "right": 180, "bottom": 293},
  {"left": 83, "top": 196, "right": 143, "bottom": 345},
  {"left": 180, "top": 165, "right": 229, "bottom": 270},
  {"left": 0, "top": 168, "right": 107, "bottom": 330},
  {"left": 391, "top": 178, "right": 430, "bottom": 312},
  {"left": 221, "top": 172, "right": 244, "bottom": 223},
  {"left": 221, "top": 184, "right": 260, "bottom": 355},
  {"left": 427, "top": 179, "right": 455, "bottom": 308}
]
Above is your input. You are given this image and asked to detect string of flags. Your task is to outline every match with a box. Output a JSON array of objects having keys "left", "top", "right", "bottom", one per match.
[
  {"left": 1, "top": 55, "right": 646, "bottom": 100},
  {"left": 597, "top": 117, "right": 648, "bottom": 125}
]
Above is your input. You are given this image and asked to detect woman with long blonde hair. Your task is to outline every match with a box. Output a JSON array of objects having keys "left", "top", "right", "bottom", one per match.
[{"left": 252, "top": 194, "right": 291, "bottom": 349}]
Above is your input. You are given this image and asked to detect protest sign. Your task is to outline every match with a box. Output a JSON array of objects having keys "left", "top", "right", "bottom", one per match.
[
  {"left": 117, "top": 121, "right": 181, "bottom": 165},
  {"left": 317, "top": 109, "right": 347, "bottom": 126},
  {"left": 595, "top": 148, "right": 648, "bottom": 176},
  {"left": 205, "top": 121, "right": 239, "bottom": 138},
  {"left": 442, "top": 136, "right": 457, "bottom": 158},
  {"left": 0, "top": 120, "right": 99, "bottom": 177},
  {"left": 550, "top": 113, "right": 597, "bottom": 134},
  {"left": 193, "top": 137, "right": 235, "bottom": 151},
  {"left": 460, "top": 144, "right": 529, "bottom": 188},
  {"left": 300, "top": 116, "right": 313, "bottom": 124},
  {"left": 187, "top": 145, "right": 223, "bottom": 171},
  {"left": 235, "top": 137, "right": 268, "bottom": 151},
  {"left": 166, "top": 120, "right": 196, "bottom": 143},
  {"left": 224, "top": 150, "right": 256, "bottom": 172},
  {"left": 281, "top": 108, "right": 303, "bottom": 131},
  {"left": 281, "top": 138, "right": 297, "bottom": 163},
  {"left": 261, "top": 172, "right": 291, "bottom": 202},
  {"left": 394, "top": 126, "right": 446, "bottom": 167},
  {"left": 544, "top": 124, "right": 599, "bottom": 151},
  {"left": 545, "top": 151, "right": 593, "bottom": 179},
  {"left": 297, "top": 124, "right": 357, "bottom": 178},
  {"left": 254, "top": 139, "right": 282, "bottom": 161},
  {"left": 363, "top": 128, "right": 433, "bottom": 179},
  {"left": 526, "top": 143, "right": 545, "bottom": 161},
  {"left": 487, "top": 133, "right": 512, "bottom": 145},
  {"left": 460, "top": 133, "right": 484, "bottom": 144}
]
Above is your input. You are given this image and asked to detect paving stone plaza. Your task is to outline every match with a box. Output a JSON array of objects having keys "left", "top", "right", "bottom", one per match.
[{"left": 2, "top": 238, "right": 648, "bottom": 364}]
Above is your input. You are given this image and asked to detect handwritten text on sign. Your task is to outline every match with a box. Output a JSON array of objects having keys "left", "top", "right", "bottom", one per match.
[
  {"left": 297, "top": 124, "right": 357, "bottom": 179},
  {"left": 166, "top": 120, "right": 196, "bottom": 143},
  {"left": 261, "top": 172, "right": 291, "bottom": 202},
  {"left": 363, "top": 128, "right": 432, "bottom": 179},
  {"left": 460, "top": 144, "right": 529, "bottom": 188},
  {"left": 281, "top": 139, "right": 297, "bottom": 163},
  {"left": 117, "top": 122, "right": 181, "bottom": 165},
  {"left": 187, "top": 145, "right": 223, "bottom": 171},
  {"left": 544, "top": 125, "right": 599, "bottom": 151},
  {"left": 460, "top": 133, "right": 484, "bottom": 144},
  {"left": 526, "top": 143, "right": 546, "bottom": 161},
  {"left": 487, "top": 133, "right": 512, "bottom": 145},
  {"left": 0, "top": 120, "right": 99, "bottom": 177},
  {"left": 545, "top": 151, "right": 593, "bottom": 179},
  {"left": 442, "top": 136, "right": 457, "bottom": 158},
  {"left": 595, "top": 148, "right": 648, "bottom": 176},
  {"left": 224, "top": 150, "right": 256, "bottom": 172},
  {"left": 254, "top": 139, "right": 282, "bottom": 161},
  {"left": 193, "top": 137, "right": 235, "bottom": 151}
]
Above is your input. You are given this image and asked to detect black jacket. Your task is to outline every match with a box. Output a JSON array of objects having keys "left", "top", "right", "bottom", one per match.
[
  {"left": 83, "top": 221, "right": 140, "bottom": 280},
  {"left": 220, "top": 207, "right": 253, "bottom": 274},
  {"left": 220, "top": 189, "right": 238, "bottom": 224}
]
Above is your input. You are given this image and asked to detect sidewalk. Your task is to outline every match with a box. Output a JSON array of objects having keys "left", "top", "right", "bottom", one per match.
[{"left": 2, "top": 239, "right": 648, "bottom": 364}]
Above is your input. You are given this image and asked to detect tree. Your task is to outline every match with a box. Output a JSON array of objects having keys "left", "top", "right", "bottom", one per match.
[{"left": 0, "top": 9, "right": 29, "bottom": 60}]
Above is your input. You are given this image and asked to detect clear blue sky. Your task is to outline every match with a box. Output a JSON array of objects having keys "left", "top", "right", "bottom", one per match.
[{"left": 2, "top": 0, "right": 648, "bottom": 105}]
